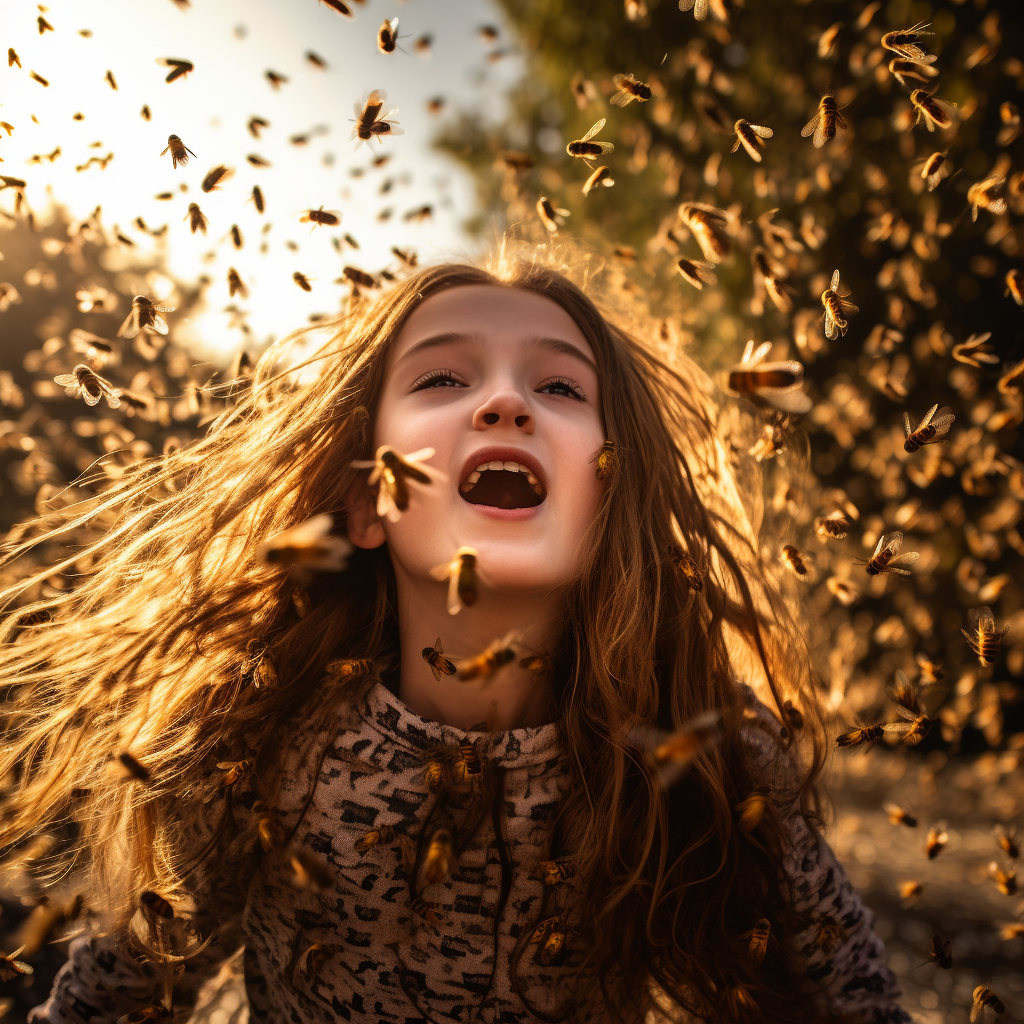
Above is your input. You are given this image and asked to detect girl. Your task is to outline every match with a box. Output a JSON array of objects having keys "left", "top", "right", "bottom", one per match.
[{"left": 1, "top": 249, "right": 909, "bottom": 1024}]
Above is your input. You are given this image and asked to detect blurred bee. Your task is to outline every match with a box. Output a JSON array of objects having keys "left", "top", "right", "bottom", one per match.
[
  {"left": 391, "top": 246, "right": 417, "bottom": 267},
  {"left": 910, "top": 89, "right": 955, "bottom": 132},
  {"left": 817, "top": 22, "right": 841, "bottom": 59},
  {"left": 29, "top": 70, "right": 49, "bottom": 86},
  {"left": 117, "top": 752, "right": 151, "bottom": 782},
  {"left": 566, "top": 118, "right": 614, "bottom": 168},
  {"left": 780, "top": 544, "right": 814, "bottom": 581},
  {"left": 351, "top": 445, "right": 440, "bottom": 523},
  {"left": 139, "top": 890, "right": 174, "bottom": 922},
  {"left": 678, "top": 0, "right": 708, "bottom": 20},
  {"left": 53, "top": 364, "right": 122, "bottom": 409},
  {"left": 247, "top": 153, "right": 272, "bottom": 167},
  {"left": 735, "top": 790, "right": 768, "bottom": 832},
  {"left": 962, "top": 606, "right": 1010, "bottom": 666},
  {"left": 418, "top": 829, "right": 454, "bottom": 887},
  {"left": 519, "top": 652, "right": 551, "bottom": 677},
  {"left": 248, "top": 117, "right": 269, "bottom": 138},
  {"left": 256, "top": 513, "right": 353, "bottom": 573},
  {"left": 582, "top": 165, "right": 614, "bottom": 196},
  {"left": 119, "top": 295, "right": 175, "bottom": 340},
  {"left": 457, "top": 632, "right": 520, "bottom": 683},
  {"left": 70, "top": 329, "right": 115, "bottom": 366},
  {"left": 744, "top": 919, "right": 770, "bottom": 966},
  {"left": 971, "top": 986, "right": 1005, "bottom": 1022},
  {"left": 926, "top": 824, "right": 948, "bottom": 860},
  {"left": 919, "top": 933, "right": 952, "bottom": 970},
  {"left": 215, "top": 759, "right": 250, "bottom": 790},
  {"left": 812, "top": 916, "right": 846, "bottom": 955},
  {"left": 354, "top": 825, "right": 396, "bottom": 854},
  {"left": 952, "top": 332, "right": 998, "bottom": 367},
  {"left": 589, "top": 439, "right": 617, "bottom": 480},
  {"left": 289, "top": 848, "right": 334, "bottom": 893},
  {"left": 201, "top": 165, "right": 233, "bottom": 192},
  {"left": 675, "top": 257, "right": 717, "bottom": 290},
  {"left": 989, "top": 862, "right": 1017, "bottom": 897},
  {"left": 679, "top": 202, "right": 730, "bottom": 263},
  {"left": 340, "top": 265, "right": 377, "bottom": 290},
  {"left": 995, "top": 825, "right": 1019, "bottom": 860},
  {"left": 751, "top": 249, "right": 792, "bottom": 313},
  {"left": 414, "top": 34, "right": 433, "bottom": 56},
  {"left": 801, "top": 93, "right": 847, "bottom": 148},
  {"left": 319, "top": 0, "right": 355, "bottom": 18},
  {"left": 265, "top": 70, "right": 289, "bottom": 89},
  {"left": 185, "top": 203, "right": 207, "bottom": 234},
  {"left": 611, "top": 73, "right": 652, "bottom": 106},
  {"left": 889, "top": 55, "right": 938, "bottom": 88},
  {"left": 9, "top": 48, "right": 21, "bottom": 68},
  {"left": 536, "top": 196, "right": 569, "bottom": 233},
  {"left": 351, "top": 91, "right": 403, "bottom": 144},
  {"left": 297, "top": 942, "right": 341, "bottom": 982},
  {"left": 665, "top": 545, "right": 704, "bottom": 593},
  {"left": 903, "top": 404, "right": 954, "bottom": 453},
  {"left": 999, "top": 923, "right": 1024, "bottom": 940},
  {"left": 900, "top": 880, "right": 923, "bottom": 900},
  {"left": 820, "top": 269, "right": 858, "bottom": 341},
  {"left": 105, "top": 69, "right": 118, "bottom": 90},
  {"left": 409, "top": 896, "right": 443, "bottom": 927},
  {"left": 881, "top": 22, "right": 932, "bottom": 59},
  {"left": 157, "top": 58, "right": 194, "bottom": 83},
  {"left": 732, "top": 119, "right": 773, "bottom": 162},
  {"left": 626, "top": 710, "right": 722, "bottom": 790},
  {"left": 377, "top": 17, "right": 399, "bottom": 53},
  {"left": 141, "top": 104, "right": 151, "bottom": 120},
  {"left": 421, "top": 637, "right": 457, "bottom": 681},
  {"left": 884, "top": 802, "right": 918, "bottom": 828},
  {"left": 815, "top": 511, "right": 849, "bottom": 540},
  {"left": 915, "top": 653, "right": 944, "bottom": 685},
  {"left": 453, "top": 740, "right": 482, "bottom": 784},
  {"left": 291, "top": 587, "right": 311, "bottom": 619},
  {"left": 227, "top": 267, "right": 247, "bottom": 298},
  {"left": 250, "top": 801, "right": 278, "bottom": 852},
  {"left": 836, "top": 723, "right": 884, "bottom": 749},
  {"left": 427, "top": 545, "right": 479, "bottom": 616},
  {"left": 160, "top": 134, "right": 195, "bottom": 169},
  {"left": 306, "top": 51, "right": 327, "bottom": 69},
  {"left": 918, "top": 151, "right": 951, "bottom": 191},
  {"left": 1005, "top": 269, "right": 1023, "bottom": 306},
  {"left": 726, "top": 341, "right": 812, "bottom": 416},
  {"left": 324, "top": 658, "right": 374, "bottom": 684},
  {"left": 860, "top": 531, "right": 918, "bottom": 577},
  {"left": 967, "top": 176, "right": 1006, "bottom": 221},
  {"left": 300, "top": 206, "right": 340, "bottom": 229}
]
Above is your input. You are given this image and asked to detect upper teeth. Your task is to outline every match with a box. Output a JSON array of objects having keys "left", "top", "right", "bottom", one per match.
[{"left": 460, "top": 461, "right": 543, "bottom": 494}]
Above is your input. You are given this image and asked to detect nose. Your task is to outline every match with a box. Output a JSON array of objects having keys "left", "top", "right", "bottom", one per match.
[{"left": 472, "top": 385, "right": 534, "bottom": 432}]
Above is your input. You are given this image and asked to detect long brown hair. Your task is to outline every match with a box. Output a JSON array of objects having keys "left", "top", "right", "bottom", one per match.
[{"left": 0, "top": 242, "right": 829, "bottom": 1023}]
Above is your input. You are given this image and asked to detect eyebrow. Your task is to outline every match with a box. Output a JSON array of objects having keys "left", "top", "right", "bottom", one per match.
[{"left": 394, "top": 331, "right": 598, "bottom": 374}]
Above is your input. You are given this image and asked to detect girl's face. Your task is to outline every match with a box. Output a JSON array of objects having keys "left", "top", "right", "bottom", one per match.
[{"left": 354, "top": 284, "right": 607, "bottom": 597}]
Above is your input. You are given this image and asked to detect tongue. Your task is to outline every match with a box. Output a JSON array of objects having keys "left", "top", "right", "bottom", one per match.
[{"left": 463, "top": 470, "right": 542, "bottom": 509}]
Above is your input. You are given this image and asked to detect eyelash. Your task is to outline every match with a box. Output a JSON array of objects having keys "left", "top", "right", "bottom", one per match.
[{"left": 412, "top": 369, "right": 588, "bottom": 401}]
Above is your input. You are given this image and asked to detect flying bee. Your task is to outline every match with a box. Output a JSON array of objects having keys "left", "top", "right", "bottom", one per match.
[
  {"left": 256, "top": 513, "right": 353, "bottom": 573},
  {"left": 860, "top": 531, "right": 919, "bottom": 577},
  {"left": 821, "top": 269, "right": 859, "bottom": 341},
  {"left": 185, "top": 203, "right": 207, "bottom": 234},
  {"left": 201, "top": 165, "right": 233, "bottom": 192},
  {"left": 215, "top": 759, "right": 250, "bottom": 789},
  {"left": 292, "top": 271, "right": 313, "bottom": 291},
  {"left": 248, "top": 117, "right": 269, "bottom": 138},
  {"left": 884, "top": 668, "right": 932, "bottom": 746},
  {"left": 899, "top": 880, "right": 923, "bottom": 900},
  {"left": 751, "top": 249, "right": 791, "bottom": 313},
  {"left": 971, "top": 986, "right": 1005, "bottom": 1022},
  {"left": 827, "top": 577, "right": 858, "bottom": 605},
  {"left": 963, "top": 606, "right": 1010, "bottom": 667},
  {"left": 70, "top": 329, "right": 115, "bottom": 366},
  {"left": 995, "top": 825, "right": 1019, "bottom": 860},
  {"left": 744, "top": 919, "right": 770, "bottom": 966},
  {"left": 53, "top": 364, "right": 122, "bottom": 409},
  {"left": 457, "top": 632, "right": 520, "bottom": 683},
  {"left": 306, "top": 50, "right": 327, "bottom": 70},
  {"left": 160, "top": 134, "right": 195, "bottom": 169},
  {"left": 582, "top": 165, "right": 614, "bottom": 196},
  {"left": 1006, "top": 269, "right": 1024, "bottom": 306},
  {"left": 918, "top": 151, "right": 951, "bottom": 191},
  {"left": 626, "top": 710, "right": 722, "bottom": 790},
  {"left": 780, "top": 544, "right": 814, "bottom": 580},
  {"left": 903, "top": 404, "right": 954, "bottom": 453},
  {"left": 836, "top": 723, "right": 884, "bottom": 749},
  {"left": 677, "top": 0, "right": 708, "bottom": 19},
  {"left": 117, "top": 752, "right": 151, "bottom": 782},
  {"left": 926, "top": 824, "right": 949, "bottom": 860},
  {"left": 350, "top": 445, "right": 441, "bottom": 523},
  {"left": 377, "top": 17, "right": 399, "bottom": 54},
  {"left": 801, "top": 93, "right": 847, "bottom": 149},
  {"left": 731, "top": 119, "right": 773, "bottom": 162},
  {"left": 611, "top": 73, "right": 652, "bottom": 106},
  {"left": 815, "top": 511, "right": 849, "bottom": 540},
  {"left": 319, "top": 0, "right": 355, "bottom": 18},
  {"left": 881, "top": 22, "right": 932, "bottom": 60},
  {"left": 566, "top": 118, "right": 614, "bottom": 169},
  {"left": 421, "top": 637, "right": 457, "bottom": 681},
  {"left": 675, "top": 257, "right": 717, "bottom": 290},
  {"left": 952, "top": 331, "right": 998, "bottom": 367},
  {"left": 119, "top": 295, "right": 174, "bottom": 338},
  {"left": 678, "top": 202, "right": 730, "bottom": 263},
  {"left": 884, "top": 802, "right": 918, "bottom": 828},
  {"left": 726, "top": 341, "right": 812, "bottom": 416},
  {"left": 735, "top": 790, "right": 768, "bottom": 832},
  {"left": 157, "top": 57, "right": 194, "bottom": 83},
  {"left": 889, "top": 55, "right": 938, "bottom": 87},
  {"left": 428, "top": 545, "right": 480, "bottom": 615},
  {"left": 419, "top": 828, "right": 455, "bottom": 887},
  {"left": 354, "top": 825, "right": 396, "bottom": 854},
  {"left": 536, "top": 196, "right": 569, "bottom": 233},
  {"left": 910, "top": 89, "right": 955, "bottom": 132},
  {"left": 227, "top": 267, "right": 248, "bottom": 298},
  {"left": 967, "top": 177, "right": 1006, "bottom": 221},
  {"left": 589, "top": 439, "right": 617, "bottom": 480},
  {"left": 289, "top": 848, "right": 335, "bottom": 893},
  {"left": 919, "top": 933, "right": 952, "bottom": 970},
  {"left": 519, "top": 652, "right": 551, "bottom": 677},
  {"left": 989, "top": 862, "right": 1017, "bottom": 897},
  {"left": 351, "top": 91, "right": 403, "bottom": 144}
]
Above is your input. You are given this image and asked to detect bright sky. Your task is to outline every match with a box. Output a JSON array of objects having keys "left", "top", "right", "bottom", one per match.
[{"left": 1, "top": 0, "right": 524, "bottom": 358}]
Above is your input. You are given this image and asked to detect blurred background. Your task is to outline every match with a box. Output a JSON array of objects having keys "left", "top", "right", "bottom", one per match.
[{"left": 1, "top": 0, "right": 1023, "bottom": 1020}]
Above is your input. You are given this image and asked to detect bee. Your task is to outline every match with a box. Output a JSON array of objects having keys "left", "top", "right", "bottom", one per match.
[
  {"left": 735, "top": 790, "right": 768, "bottom": 832},
  {"left": 962, "top": 606, "right": 1010, "bottom": 666},
  {"left": 744, "top": 919, "right": 770, "bottom": 966},
  {"left": 292, "top": 272, "right": 312, "bottom": 291},
  {"left": 421, "top": 637, "right": 457, "bottom": 681},
  {"left": 53, "top": 364, "right": 122, "bottom": 409},
  {"left": 160, "top": 134, "right": 195, "bottom": 169},
  {"left": 256, "top": 513, "right": 353, "bottom": 573},
  {"left": 117, "top": 752, "right": 152, "bottom": 782},
  {"left": 324, "top": 657, "right": 374, "bottom": 684},
  {"left": 919, "top": 933, "right": 952, "bottom": 970},
  {"left": 319, "top": 0, "right": 355, "bottom": 19},
  {"left": 812, "top": 916, "right": 846, "bottom": 955},
  {"left": 889, "top": 55, "right": 938, "bottom": 88},
  {"left": 141, "top": 104, "right": 151, "bottom": 120},
  {"left": 227, "top": 267, "right": 247, "bottom": 298},
  {"left": 9, "top": 48, "right": 21, "bottom": 68},
  {"left": 678, "top": 0, "right": 708, "bottom": 20},
  {"left": 820, "top": 269, "right": 859, "bottom": 341},
  {"left": 519, "top": 652, "right": 551, "bottom": 677},
  {"left": 426, "top": 545, "right": 480, "bottom": 616},
  {"left": 532, "top": 858, "right": 576, "bottom": 884},
  {"left": 139, "top": 890, "right": 174, "bottom": 922},
  {"left": 990, "top": 862, "right": 1017, "bottom": 897},
  {"left": 0, "top": 944, "right": 33, "bottom": 983},
  {"left": 971, "top": 986, "right": 1005, "bottom": 1022},
  {"left": 201, "top": 165, "right": 233, "bottom": 192},
  {"left": 185, "top": 203, "right": 207, "bottom": 234},
  {"left": 158, "top": 57, "right": 194, "bottom": 83},
  {"left": 119, "top": 295, "right": 174, "bottom": 338},
  {"left": 995, "top": 825, "right": 1019, "bottom": 860},
  {"left": 967, "top": 177, "right": 1007, "bottom": 221},
  {"left": 350, "top": 445, "right": 440, "bottom": 523},
  {"left": 566, "top": 118, "right": 614, "bottom": 169},
  {"left": 999, "top": 923, "right": 1024, "bottom": 940},
  {"left": 250, "top": 801, "right": 278, "bottom": 852},
  {"left": 265, "top": 69, "right": 289, "bottom": 90},
  {"left": 419, "top": 829, "right": 454, "bottom": 887},
  {"left": 457, "top": 632, "right": 520, "bottom": 683},
  {"left": 881, "top": 22, "right": 932, "bottom": 60},
  {"left": 952, "top": 331, "right": 998, "bottom": 367},
  {"left": 731, "top": 119, "right": 773, "bottom": 162},
  {"left": 884, "top": 802, "right": 918, "bottom": 828},
  {"left": 675, "top": 257, "right": 717, "bottom": 290},
  {"left": 391, "top": 246, "right": 417, "bottom": 267},
  {"left": 291, "top": 587, "right": 312, "bottom": 619},
  {"left": 536, "top": 196, "right": 569, "bottom": 233},
  {"left": 899, "top": 880, "right": 923, "bottom": 900},
  {"left": 667, "top": 545, "right": 704, "bottom": 592},
  {"left": 611, "top": 73, "right": 652, "bottom": 106},
  {"left": 915, "top": 653, "right": 944, "bottom": 685},
  {"left": 815, "top": 511, "right": 849, "bottom": 540},
  {"left": 582, "top": 165, "right": 614, "bottom": 196},
  {"left": 289, "top": 848, "right": 335, "bottom": 892},
  {"left": 884, "top": 668, "right": 932, "bottom": 746},
  {"left": 726, "top": 341, "right": 812, "bottom": 416},
  {"left": 751, "top": 249, "right": 792, "bottom": 313},
  {"left": 527, "top": 915, "right": 566, "bottom": 957},
  {"left": 105, "top": 69, "right": 118, "bottom": 90},
  {"left": 780, "top": 544, "right": 813, "bottom": 580},
  {"left": 926, "top": 824, "right": 949, "bottom": 860},
  {"left": 377, "top": 18, "right": 399, "bottom": 54},
  {"left": 69, "top": 329, "right": 115, "bottom": 366},
  {"left": 1005, "top": 269, "right": 1023, "bottom": 306},
  {"left": 801, "top": 93, "right": 847, "bottom": 149},
  {"left": 910, "top": 89, "right": 955, "bottom": 132},
  {"left": 414, "top": 34, "right": 433, "bottom": 57},
  {"left": 453, "top": 740, "right": 482, "bottom": 784},
  {"left": 589, "top": 439, "right": 617, "bottom": 480},
  {"left": 679, "top": 202, "right": 730, "bottom": 263},
  {"left": 215, "top": 760, "right": 250, "bottom": 789},
  {"left": 836, "top": 723, "right": 884, "bottom": 749},
  {"left": 997, "top": 357, "right": 1024, "bottom": 395},
  {"left": 902, "top": 404, "right": 954, "bottom": 454},
  {"left": 297, "top": 942, "right": 341, "bottom": 981},
  {"left": 354, "top": 825, "right": 396, "bottom": 854},
  {"left": 858, "top": 530, "right": 918, "bottom": 578},
  {"left": 351, "top": 90, "right": 403, "bottom": 144},
  {"left": 626, "top": 710, "right": 722, "bottom": 790}
]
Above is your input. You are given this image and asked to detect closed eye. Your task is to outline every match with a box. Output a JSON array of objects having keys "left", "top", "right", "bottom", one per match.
[{"left": 411, "top": 369, "right": 587, "bottom": 401}]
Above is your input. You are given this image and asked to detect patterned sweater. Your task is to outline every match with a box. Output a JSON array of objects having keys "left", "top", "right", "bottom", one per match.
[{"left": 28, "top": 675, "right": 912, "bottom": 1024}]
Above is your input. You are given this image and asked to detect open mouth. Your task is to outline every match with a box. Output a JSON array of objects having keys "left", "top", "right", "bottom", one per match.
[{"left": 459, "top": 462, "right": 546, "bottom": 510}]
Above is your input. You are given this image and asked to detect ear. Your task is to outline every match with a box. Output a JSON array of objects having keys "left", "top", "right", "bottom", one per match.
[{"left": 344, "top": 476, "right": 387, "bottom": 549}]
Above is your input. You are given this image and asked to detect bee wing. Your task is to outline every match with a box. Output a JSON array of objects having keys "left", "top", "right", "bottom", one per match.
[
  {"left": 694, "top": 0, "right": 708, "bottom": 18},
  {"left": 800, "top": 114, "right": 819, "bottom": 139},
  {"left": 679, "top": 0, "right": 695, "bottom": 8},
  {"left": 903, "top": 412, "right": 913, "bottom": 438},
  {"left": 830, "top": 269, "right": 840, "bottom": 292},
  {"left": 592, "top": 141, "right": 615, "bottom": 154},
  {"left": 918, "top": 403, "right": 939, "bottom": 429},
  {"left": 150, "top": 313, "right": 169, "bottom": 335},
  {"left": 428, "top": 561, "right": 452, "bottom": 583},
  {"left": 812, "top": 118, "right": 829, "bottom": 149},
  {"left": 887, "top": 552, "right": 920, "bottom": 570},
  {"left": 581, "top": 118, "right": 607, "bottom": 143},
  {"left": 762, "top": 389, "right": 812, "bottom": 415},
  {"left": 402, "top": 446, "right": 436, "bottom": 465},
  {"left": 880, "top": 531, "right": 904, "bottom": 555},
  {"left": 840, "top": 300, "right": 859, "bottom": 315},
  {"left": 53, "top": 374, "right": 79, "bottom": 387},
  {"left": 739, "top": 135, "right": 762, "bottom": 161},
  {"left": 930, "top": 408, "right": 954, "bottom": 432},
  {"left": 376, "top": 477, "right": 401, "bottom": 523},
  {"left": 739, "top": 339, "right": 755, "bottom": 364},
  {"left": 887, "top": 669, "right": 921, "bottom": 715},
  {"left": 744, "top": 341, "right": 773, "bottom": 367},
  {"left": 118, "top": 309, "right": 140, "bottom": 339},
  {"left": 751, "top": 124, "right": 773, "bottom": 138},
  {"left": 822, "top": 305, "right": 837, "bottom": 340},
  {"left": 446, "top": 573, "right": 461, "bottom": 616}
]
